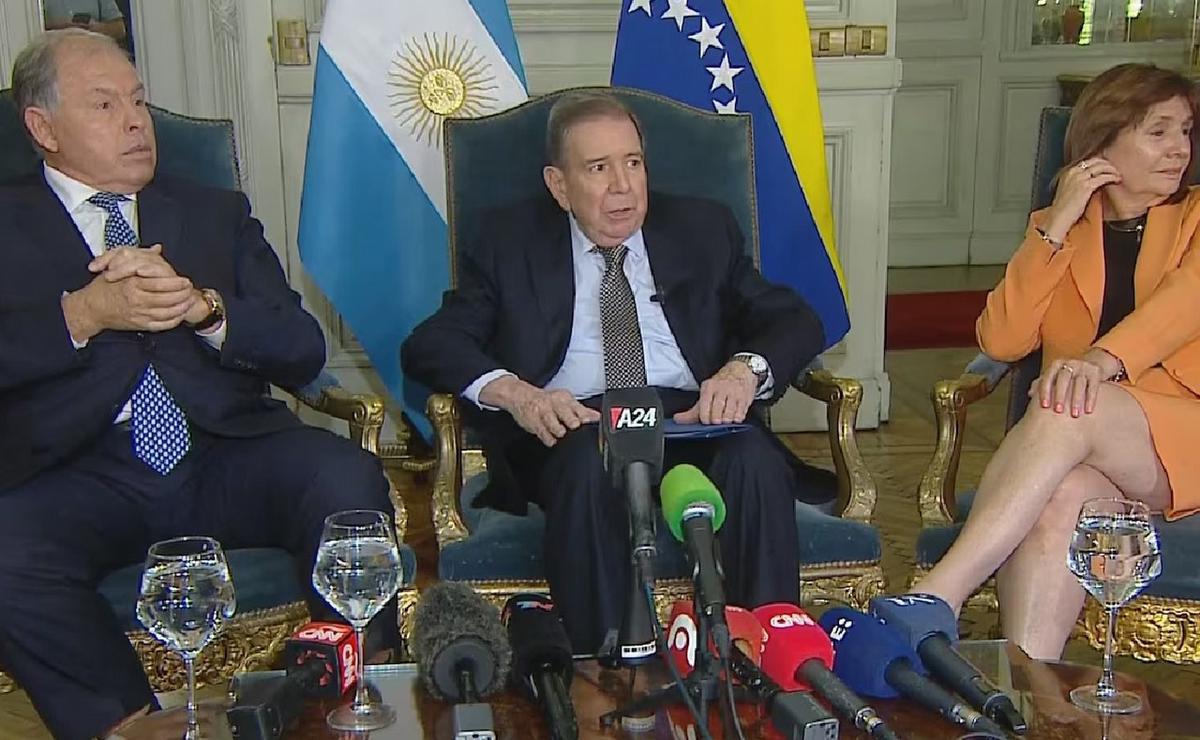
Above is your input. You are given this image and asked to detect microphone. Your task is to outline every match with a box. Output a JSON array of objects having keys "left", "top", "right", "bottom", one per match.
[
  {"left": 280, "top": 621, "right": 358, "bottom": 698},
  {"left": 600, "top": 387, "right": 665, "bottom": 665},
  {"left": 819, "top": 607, "right": 1007, "bottom": 736},
  {"left": 660, "top": 464, "right": 730, "bottom": 659},
  {"left": 502, "top": 594, "right": 579, "bottom": 740},
  {"left": 227, "top": 622, "right": 359, "bottom": 739},
  {"left": 726, "top": 646, "right": 840, "bottom": 740},
  {"left": 754, "top": 604, "right": 900, "bottom": 740},
  {"left": 665, "top": 602, "right": 765, "bottom": 678},
  {"left": 870, "top": 594, "right": 1028, "bottom": 735},
  {"left": 650, "top": 286, "right": 668, "bottom": 303},
  {"left": 411, "top": 582, "right": 512, "bottom": 739}
]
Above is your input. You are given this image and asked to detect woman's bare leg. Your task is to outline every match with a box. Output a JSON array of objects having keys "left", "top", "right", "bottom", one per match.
[
  {"left": 913, "top": 383, "right": 1171, "bottom": 611},
  {"left": 996, "top": 464, "right": 1121, "bottom": 659}
]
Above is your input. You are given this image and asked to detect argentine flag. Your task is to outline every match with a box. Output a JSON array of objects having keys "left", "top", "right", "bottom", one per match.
[{"left": 299, "top": 0, "right": 527, "bottom": 436}]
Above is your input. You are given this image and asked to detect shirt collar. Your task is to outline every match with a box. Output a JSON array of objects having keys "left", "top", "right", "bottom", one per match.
[
  {"left": 568, "top": 212, "right": 646, "bottom": 263},
  {"left": 43, "top": 163, "right": 139, "bottom": 214}
]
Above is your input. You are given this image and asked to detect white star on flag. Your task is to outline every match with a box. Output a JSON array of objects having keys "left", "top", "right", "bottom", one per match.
[
  {"left": 713, "top": 97, "right": 738, "bottom": 114},
  {"left": 706, "top": 53, "right": 743, "bottom": 92},
  {"left": 661, "top": 0, "right": 699, "bottom": 31},
  {"left": 628, "top": 0, "right": 653, "bottom": 15},
  {"left": 688, "top": 17, "right": 724, "bottom": 58}
]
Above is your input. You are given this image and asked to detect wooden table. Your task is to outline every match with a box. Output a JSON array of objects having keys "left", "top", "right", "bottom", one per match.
[{"left": 126, "top": 640, "right": 1199, "bottom": 739}]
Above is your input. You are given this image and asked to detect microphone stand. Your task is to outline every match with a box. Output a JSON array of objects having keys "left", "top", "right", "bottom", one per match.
[{"left": 599, "top": 587, "right": 752, "bottom": 740}]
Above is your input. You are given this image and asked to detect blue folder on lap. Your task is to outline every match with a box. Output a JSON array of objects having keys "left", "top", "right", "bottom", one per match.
[{"left": 662, "top": 421, "right": 752, "bottom": 439}]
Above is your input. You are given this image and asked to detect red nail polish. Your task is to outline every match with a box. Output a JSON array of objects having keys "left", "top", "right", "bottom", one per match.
[{"left": 1055, "top": 403, "right": 1063, "bottom": 412}]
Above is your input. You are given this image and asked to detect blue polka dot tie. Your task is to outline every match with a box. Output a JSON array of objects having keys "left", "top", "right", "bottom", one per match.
[{"left": 89, "top": 192, "right": 191, "bottom": 475}]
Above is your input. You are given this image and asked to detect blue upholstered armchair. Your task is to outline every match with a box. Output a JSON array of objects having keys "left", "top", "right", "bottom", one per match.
[
  {"left": 0, "top": 91, "right": 417, "bottom": 691},
  {"left": 399, "top": 86, "right": 885, "bottom": 642},
  {"left": 914, "top": 106, "right": 1200, "bottom": 664}
]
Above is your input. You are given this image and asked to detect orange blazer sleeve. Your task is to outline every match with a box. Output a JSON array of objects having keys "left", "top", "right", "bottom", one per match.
[
  {"left": 976, "top": 208, "right": 1079, "bottom": 362},
  {"left": 1094, "top": 228, "right": 1200, "bottom": 381}
]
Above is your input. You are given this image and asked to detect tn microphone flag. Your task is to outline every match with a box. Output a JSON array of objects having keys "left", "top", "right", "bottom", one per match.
[{"left": 612, "top": 0, "right": 849, "bottom": 349}]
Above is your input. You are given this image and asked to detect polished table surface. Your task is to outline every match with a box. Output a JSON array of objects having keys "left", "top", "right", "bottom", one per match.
[{"left": 131, "top": 640, "right": 1198, "bottom": 739}]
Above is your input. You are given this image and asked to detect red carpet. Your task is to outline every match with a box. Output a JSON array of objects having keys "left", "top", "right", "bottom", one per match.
[{"left": 885, "top": 290, "right": 988, "bottom": 350}]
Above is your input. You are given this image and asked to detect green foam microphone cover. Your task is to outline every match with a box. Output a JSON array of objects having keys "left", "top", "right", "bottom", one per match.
[{"left": 660, "top": 464, "right": 727, "bottom": 542}]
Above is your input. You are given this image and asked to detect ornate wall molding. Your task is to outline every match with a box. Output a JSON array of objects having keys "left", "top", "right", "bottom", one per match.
[{"left": 206, "top": 0, "right": 251, "bottom": 192}]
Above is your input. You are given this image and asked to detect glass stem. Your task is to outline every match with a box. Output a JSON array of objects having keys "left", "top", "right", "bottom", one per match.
[
  {"left": 351, "top": 625, "right": 370, "bottom": 713},
  {"left": 1098, "top": 605, "right": 1118, "bottom": 700},
  {"left": 184, "top": 655, "right": 198, "bottom": 740}
]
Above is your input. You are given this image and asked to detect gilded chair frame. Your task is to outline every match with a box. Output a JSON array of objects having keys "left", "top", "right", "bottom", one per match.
[
  {"left": 913, "top": 109, "right": 1200, "bottom": 664},
  {"left": 0, "top": 98, "right": 400, "bottom": 693}
]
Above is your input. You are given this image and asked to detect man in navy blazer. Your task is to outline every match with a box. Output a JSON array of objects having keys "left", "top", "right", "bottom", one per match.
[
  {"left": 402, "top": 92, "right": 829, "bottom": 654},
  {"left": 0, "top": 30, "right": 392, "bottom": 740}
]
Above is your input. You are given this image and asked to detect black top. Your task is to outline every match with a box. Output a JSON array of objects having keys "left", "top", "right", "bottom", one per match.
[{"left": 1096, "top": 217, "right": 1144, "bottom": 341}]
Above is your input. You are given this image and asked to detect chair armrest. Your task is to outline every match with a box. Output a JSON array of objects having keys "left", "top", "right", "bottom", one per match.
[
  {"left": 794, "top": 370, "right": 876, "bottom": 524},
  {"left": 917, "top": 367, "right": 1003, "bottom": 527},
  {"left": 427, "top": 393, "right": 470, "bottom": 547},
  {"left": 289, "top": 371, "right": 385, "bottom": 455}
]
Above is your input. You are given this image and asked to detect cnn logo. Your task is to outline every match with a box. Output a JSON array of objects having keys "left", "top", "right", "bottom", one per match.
[{"left": 768, "top": 612, "right": 816, "bottom": 630}]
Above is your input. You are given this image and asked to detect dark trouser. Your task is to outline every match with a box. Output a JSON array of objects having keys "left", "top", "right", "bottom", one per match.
[
  {"left": 513, "top": 424, "right": 801, "bottom": 654},
  {"left": 0, "top": 424, "right": 393, "bottom": 740}
]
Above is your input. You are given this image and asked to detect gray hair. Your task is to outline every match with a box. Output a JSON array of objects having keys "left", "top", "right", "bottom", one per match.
[
  {"left": 12, "top": 29, "right": 123, "bottom": 118},
  {"left": 545, "top": 91, "right": 644, "bottom": 167}
]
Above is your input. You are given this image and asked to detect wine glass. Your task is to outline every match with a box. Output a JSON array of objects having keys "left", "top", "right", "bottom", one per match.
[
  {"left": 312, "top": 509, "right": 403, "bottom": 731},
  {"left": 136, "top": 536, "right": 237, "bottom": 740},
  {"left": 1066, "top": 498, "right": 1162, "bottom": 714}
]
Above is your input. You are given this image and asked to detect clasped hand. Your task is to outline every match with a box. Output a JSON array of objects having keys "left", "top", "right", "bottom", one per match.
[
  {"left": 1029, "top": 348, "right": 1122, "bottom": 417},
  {"left": 63, "top": 245, "right": 206, "bottom": 340}
]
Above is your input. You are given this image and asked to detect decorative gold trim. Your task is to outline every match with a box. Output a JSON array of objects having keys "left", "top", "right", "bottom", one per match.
[
  {"left": 803, "top": 565, "right": 887, "bottom": 609},
  {"left": 919, "top": 373, "right": 992, "bottom": 527},
  {"left": 1080, "top": 596, "right": 1200, "bottom": 664},
  {"left": 428, "top": 393, "right": 470, "bottom": 546},
  {"left": 0, "top": 602, "right": 310, "bottom": 695},
  {"left": 299, "top": 385, "right": 386, "bottom": 455},
  {"left": 909, "top": 566, "right": 999, "bottom": 612},
  {"left": 797, "top": 370, "right": 876, "bottom": 523}
]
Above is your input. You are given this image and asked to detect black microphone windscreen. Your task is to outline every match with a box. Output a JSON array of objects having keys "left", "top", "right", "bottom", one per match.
[
  {"left": 411, "top": 581, "right": 512, "bottom": 701},
  {"left": 502, "top": 593, "right": 574, "bottom": 687}
]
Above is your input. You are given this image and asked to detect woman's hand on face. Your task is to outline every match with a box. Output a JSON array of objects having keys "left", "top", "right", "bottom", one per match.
[
  {"left": 1030, "top": 349, "right": 1120, "bottom": 417},
  {"left": 1042, "top": 157, "right": 1122, "bottom": 242}
]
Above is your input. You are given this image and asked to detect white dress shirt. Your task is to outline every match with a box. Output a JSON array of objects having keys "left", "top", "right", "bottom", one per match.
[
  {"left": 46, "top": 164, "right": 226, "bottom": 423},
  {"left": 463, "top": 214, "right": 773, "bottom": 407}
]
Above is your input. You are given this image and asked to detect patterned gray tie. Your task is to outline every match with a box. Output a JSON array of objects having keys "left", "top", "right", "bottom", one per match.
[{"left": 598, "top": 244, "right": 647, "bottom": 389}]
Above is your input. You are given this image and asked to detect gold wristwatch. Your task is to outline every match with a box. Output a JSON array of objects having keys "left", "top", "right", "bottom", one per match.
[{"left": 188, "top": 288, "right": 225, "bottom": 332}]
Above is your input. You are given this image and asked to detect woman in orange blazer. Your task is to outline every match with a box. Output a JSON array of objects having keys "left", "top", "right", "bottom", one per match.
[{"left": 914, "top": 64, "right": 1200, "bottom": 660}]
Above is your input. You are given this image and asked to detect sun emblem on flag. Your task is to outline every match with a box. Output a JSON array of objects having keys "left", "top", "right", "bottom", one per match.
[{"left": 388, "top": 33, "right": 499, "bottom": 147}]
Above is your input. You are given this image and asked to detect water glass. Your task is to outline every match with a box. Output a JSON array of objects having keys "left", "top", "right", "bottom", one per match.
[
  {"left": 136, "top": 536, "right": 237, "bottom": 740},
  {"left": 312, "top": 509, "right": 403, "bottom": 731},
  {"left": 1066, "top": 498, "right": 1161, "bottom": 714}
]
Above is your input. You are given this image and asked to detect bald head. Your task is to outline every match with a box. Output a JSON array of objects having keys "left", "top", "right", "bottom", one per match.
[{"left": 13, "top": 29, "right": 156, "bottom": 194}]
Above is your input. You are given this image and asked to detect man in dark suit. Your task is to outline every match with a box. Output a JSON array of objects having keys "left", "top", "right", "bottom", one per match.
[
  {"left": 0, "top": 30, "right": 393, "bottom": 739},
  {"left": 402, "top": 92, "right": 828, "bottom": 653}
]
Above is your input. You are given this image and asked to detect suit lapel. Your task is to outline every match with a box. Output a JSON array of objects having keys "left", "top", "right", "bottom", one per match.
[
  {"left": 15, "top": 173, "right": 94, "bottom": 286},
  {"left": 1135, "top": 198, "right": 1186, "bottom": 303},
  {"left": 1068, "top": 195, "right": 1105, "bottom": 327},
  {"left": 529, "top": 209, "right": 574, "bottom": 362},
  {"left": 643, "top": 221, "right": 703, "bottom": 376},
  {"left": 136, "top": 179, "right": 184, "bottom": 265}
]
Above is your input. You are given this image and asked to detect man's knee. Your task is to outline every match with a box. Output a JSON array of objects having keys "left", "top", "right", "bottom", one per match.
[{"left": 298, "top": 430, "right": 391, "bottom": 512}]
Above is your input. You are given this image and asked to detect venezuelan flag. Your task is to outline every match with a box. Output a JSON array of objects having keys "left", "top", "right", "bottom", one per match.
[{"left": 612, "top": 0, "right": 848, "bottom": 349}]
